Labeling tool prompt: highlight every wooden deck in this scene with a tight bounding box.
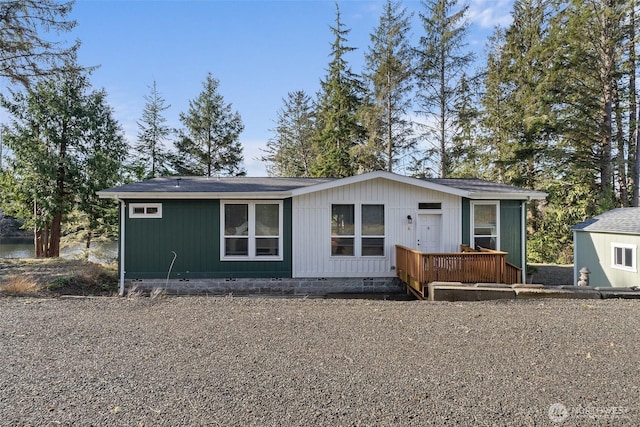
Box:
[395,245,522,300]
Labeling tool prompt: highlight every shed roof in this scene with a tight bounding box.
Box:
[98,171,546,201]
[572,208,640,235]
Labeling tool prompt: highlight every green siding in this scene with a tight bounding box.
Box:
[500,200,523,267]
[124,199,292,279]
[462,198,525,268]
[461,198,470,246]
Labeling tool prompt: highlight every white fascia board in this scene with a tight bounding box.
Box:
[290,170,470,198]
[468,191,548,200]
[97,191,293,200]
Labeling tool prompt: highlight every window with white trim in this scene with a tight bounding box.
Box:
[221,201,282,260]
[611,243,636,272]
[471,201,499,250]
[129,203,162,218]
[331,204,385,257]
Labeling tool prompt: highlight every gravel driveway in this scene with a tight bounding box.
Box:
[0,296,637,426]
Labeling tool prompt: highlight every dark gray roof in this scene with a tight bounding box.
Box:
[98,172,546,200]
[100,176,336,194]
[572,208,640,235]
[423,178,541,196]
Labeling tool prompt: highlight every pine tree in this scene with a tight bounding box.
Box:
[134,81,173,179]
[261,91,315,177]
[173,73,245,177]
[415,0,474,178]
[0,57,126,257]
[361,0,415,173]
[311,3,365,178]
[76,89,127,258]
[478,30,511,183]
[449,73,482,177]
[551,0,629,208]
[0,0,78,88]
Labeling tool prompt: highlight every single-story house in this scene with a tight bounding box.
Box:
[572,207,640,287]
[98,171,547,295]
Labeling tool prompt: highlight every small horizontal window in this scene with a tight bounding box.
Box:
[419,202,442,210]
[129,203,162,218]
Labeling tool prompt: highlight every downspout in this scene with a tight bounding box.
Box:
[521,199,528,282]
[116,197,126,296]
[572,229,578,286]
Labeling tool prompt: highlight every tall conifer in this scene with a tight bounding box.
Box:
[361,0,415,173]
[311,3,365,178]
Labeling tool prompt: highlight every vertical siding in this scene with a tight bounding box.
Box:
[125,199,292,279]
[292,178,461,278]
[462,198,525,268]
[500,200,523,267]
[461,198,470,246]
[575,231,640,287]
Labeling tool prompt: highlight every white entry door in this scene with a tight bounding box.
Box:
[416,214,442,253]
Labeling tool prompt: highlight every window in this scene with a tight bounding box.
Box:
[331,204,384,257]
[221,201,282,260]
[611,243,636,272]
[471,202,499,250]
[418,202,442,210]
[129,203,162,218]
[331,205,354,256]
[362,204,384,256]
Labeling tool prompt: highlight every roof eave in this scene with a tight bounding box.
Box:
[97,191,293,200]
[468,192,548,200]
[290,171,470,198]
[572,228,640,235]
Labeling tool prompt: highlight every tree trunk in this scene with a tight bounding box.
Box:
[439,55,447,178]
[613,80,628,205]
[629,0,639,206]
[84,229,92,261]
[599,4,614,205]
[49,212,62,257]
[386,72,393,172]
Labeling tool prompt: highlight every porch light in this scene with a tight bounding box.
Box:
[407,215,413,224]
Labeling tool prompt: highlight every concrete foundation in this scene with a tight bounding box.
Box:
[425,282,640,302]
[125,277,404,297]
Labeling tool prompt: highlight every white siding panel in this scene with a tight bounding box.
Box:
[292,178,462,278]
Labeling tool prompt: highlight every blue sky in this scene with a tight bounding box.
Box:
[52,0,514,176]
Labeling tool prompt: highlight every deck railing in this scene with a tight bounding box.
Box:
[395,245,522,298]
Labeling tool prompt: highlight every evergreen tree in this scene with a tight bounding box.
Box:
[494,0,557,189]
[134,81,172,179]
[415,0,474,178]
[173,73,245,177]
[0,0,78,88]
[361,0,415,173]
[311,3,365,178]
[449,72,482,177]
[75,89,127,258]
[550,0,629,208]
[478,30,512,183]
[261,91,315,177]
[0,58,126,257]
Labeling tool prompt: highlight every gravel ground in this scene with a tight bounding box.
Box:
[0,296,638,426]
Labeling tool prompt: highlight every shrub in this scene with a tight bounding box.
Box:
[1,276,40,296]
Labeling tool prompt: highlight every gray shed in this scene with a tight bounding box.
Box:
[572,208,640,287]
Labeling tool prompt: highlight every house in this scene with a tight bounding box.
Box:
[572,207,640,287]
[98,171,546,296]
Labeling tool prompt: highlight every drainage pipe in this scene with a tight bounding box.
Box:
[117,197,126,296]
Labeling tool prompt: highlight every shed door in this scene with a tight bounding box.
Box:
[417,214,442,253]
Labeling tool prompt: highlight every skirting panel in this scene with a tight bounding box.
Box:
[125,277,404,296]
